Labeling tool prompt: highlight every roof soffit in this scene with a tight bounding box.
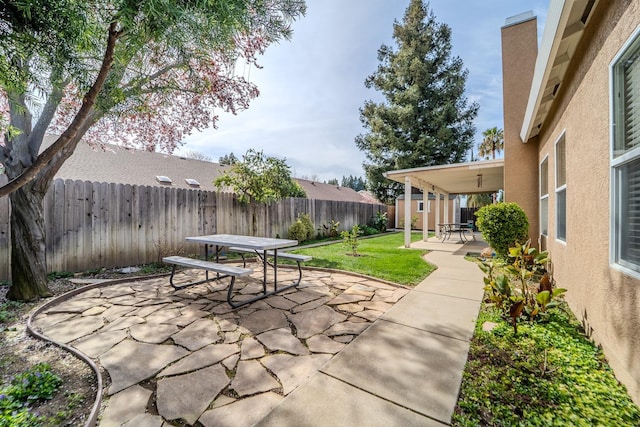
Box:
[520,0,600,142]
[384,159,504,195]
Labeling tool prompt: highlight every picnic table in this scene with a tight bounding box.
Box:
[163,234,310,308]
[438,223,473,243]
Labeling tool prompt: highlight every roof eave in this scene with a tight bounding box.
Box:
[520,0,573,143]
[520,0,599,143]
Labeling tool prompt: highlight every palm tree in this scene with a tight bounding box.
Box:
[466,193,493,208]
[478,127,504,160]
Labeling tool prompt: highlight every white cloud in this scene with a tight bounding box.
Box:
[182,0,551,181]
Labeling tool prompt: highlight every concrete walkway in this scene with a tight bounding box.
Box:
[257,236,487,426]
[31,235,487,426]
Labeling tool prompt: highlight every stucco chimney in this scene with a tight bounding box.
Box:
[501,11,540,244]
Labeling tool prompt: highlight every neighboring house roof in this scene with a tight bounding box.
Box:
[295,179,371,203]
[53,137,228,192]
[46,136,375,203]
[520,0,599,141]
[358,190,381,204]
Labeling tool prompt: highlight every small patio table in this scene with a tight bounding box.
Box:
[186,234,299,307]
[438,223,472,243]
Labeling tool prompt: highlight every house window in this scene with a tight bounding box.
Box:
[417,201,424,212]
[555,135,566,242]
[540,157,549,236]
[612,29,640,274]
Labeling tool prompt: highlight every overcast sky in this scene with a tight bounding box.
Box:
[180,0,550,182]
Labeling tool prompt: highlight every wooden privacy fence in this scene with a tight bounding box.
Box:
[0,178,387,281]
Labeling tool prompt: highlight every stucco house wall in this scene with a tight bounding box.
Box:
[502,15,540,244]
[502,0,640,404]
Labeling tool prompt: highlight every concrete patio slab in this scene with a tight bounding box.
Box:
[255,373,447,427]
[428,267,484,282]
[415,276,485,301]
[320,320,470,424]
[381,291,480,341]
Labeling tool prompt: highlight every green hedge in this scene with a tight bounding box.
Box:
[475,202,528,257]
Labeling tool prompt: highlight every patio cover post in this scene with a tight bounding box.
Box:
[422,189,429,241]
[444,192,450,224]
[404,176,412,248]
[435,190,441,238]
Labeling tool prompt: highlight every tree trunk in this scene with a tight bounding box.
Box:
[6,181,51,301]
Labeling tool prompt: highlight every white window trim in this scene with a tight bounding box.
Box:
[540,155,549,237]
[609,24,640,280]
[417,201,424,212]
[555,131,567,243]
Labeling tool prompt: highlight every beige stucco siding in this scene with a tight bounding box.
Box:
[395,198,454,230]
[528,1,640,403]
[502,17,540,243]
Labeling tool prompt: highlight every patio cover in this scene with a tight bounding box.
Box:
[384,159,504,246]
[384,159,504,195]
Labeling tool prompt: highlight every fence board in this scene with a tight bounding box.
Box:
[98,182,110,269]
[50,179,66,272]
[0,179,388,280]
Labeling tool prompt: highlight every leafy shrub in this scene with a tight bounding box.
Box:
[358,225,379,236]
[322,219,340,238]
[368,211,388,232]
[288,214,315,243]
[475,202,528,257]
[341,225,361,256]
[399,215,419,230]
[479,240,566,334]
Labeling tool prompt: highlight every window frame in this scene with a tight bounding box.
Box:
[540,155,549,237]
[417,201,424,212]
[555,132,567,243]
[610,25,640,279]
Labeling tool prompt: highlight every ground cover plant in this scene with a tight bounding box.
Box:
[455,244,640,426]
[453,303,640,426]
[290,231,433,285]
[0,363,62,426]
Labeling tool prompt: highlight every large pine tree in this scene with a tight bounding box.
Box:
[356,0,478,203]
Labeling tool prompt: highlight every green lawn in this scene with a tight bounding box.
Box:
[290,232,434,285]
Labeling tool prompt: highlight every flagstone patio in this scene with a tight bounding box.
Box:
[30,266,410,426]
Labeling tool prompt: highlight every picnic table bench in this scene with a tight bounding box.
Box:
[229,246,312,287]
[162,255,252,292]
